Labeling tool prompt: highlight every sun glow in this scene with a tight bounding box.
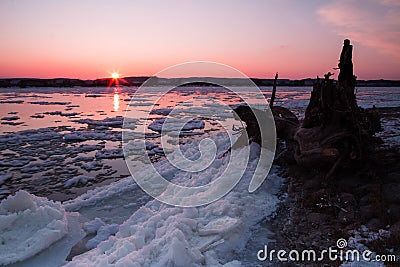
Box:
[111,72,120,79]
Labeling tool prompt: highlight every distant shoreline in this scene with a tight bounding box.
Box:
[0,77,399,88]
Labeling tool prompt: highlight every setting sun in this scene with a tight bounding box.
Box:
[111,72,120,79]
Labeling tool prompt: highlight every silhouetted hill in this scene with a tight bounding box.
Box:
[0,77,399,88]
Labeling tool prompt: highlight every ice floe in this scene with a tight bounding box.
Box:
[75,117,124,128]
[64,175,95,188]
[150,108,173,116]
[30,114,45,119]
[64,131,121,141]
[29,101,71,105]
[1,121,23,126]
[44,111,80,117]
[1,116,20,121]
[95,148,124,159]
[0,99,24,104]
[148,118,205,132]
[124,140,158,155]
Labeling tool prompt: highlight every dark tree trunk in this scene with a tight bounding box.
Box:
[294,40,381,177]
[270,72,278,108]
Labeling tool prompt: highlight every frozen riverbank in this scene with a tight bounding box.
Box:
[1,133,284,266]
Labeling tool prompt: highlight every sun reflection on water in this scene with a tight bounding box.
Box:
[113,88,120,112]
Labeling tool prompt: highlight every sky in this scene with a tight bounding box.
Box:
[0,0,399,80]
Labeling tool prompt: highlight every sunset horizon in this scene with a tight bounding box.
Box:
[1,0,399,80]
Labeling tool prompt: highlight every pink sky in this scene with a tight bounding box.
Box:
[0,0,399,80]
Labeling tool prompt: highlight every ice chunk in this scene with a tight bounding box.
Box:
[124,140,158,155]
[0,121,23,126]
[198,216,241,236]
[30,114,45,119]
[0,100,24,104]
[64,131,121,141]
[150,108,173,116]
[29,101,71,105]
[0,190,68,265]
[95,148,124,159]
[83,218,105,234]
[75,116,124,128]
[81,161,103,171]
[1,116,20,121]
[64,175,95,188]
[85,223,119,249]
[44,111,80,117]
[149,118,205,132]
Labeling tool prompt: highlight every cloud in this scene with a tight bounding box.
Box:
[317,0,400,57]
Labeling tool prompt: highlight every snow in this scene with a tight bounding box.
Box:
[82,218,121,250]
[63,176,140,212]
[85,223,119,249]
[376,117,400,147]
[64,175,95,188]
[9,212,84,267]
[340,226,390,266]
[64,134,282,266]
[0,191,69,265]
[83,217,105,234]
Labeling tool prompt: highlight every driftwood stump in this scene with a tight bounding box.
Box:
[294,39,381,177]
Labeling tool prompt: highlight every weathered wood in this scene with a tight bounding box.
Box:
[270,72,278,108]
[293,39,381,176]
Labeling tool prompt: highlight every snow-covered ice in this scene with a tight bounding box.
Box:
[0,191,69,265]
[64,175,95,188]
[64,134,282,266]
[340,226,390,266]
[95,148,124,159]
[84,219,119,249]
[75,117,124,128]
[64,130,121,141]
